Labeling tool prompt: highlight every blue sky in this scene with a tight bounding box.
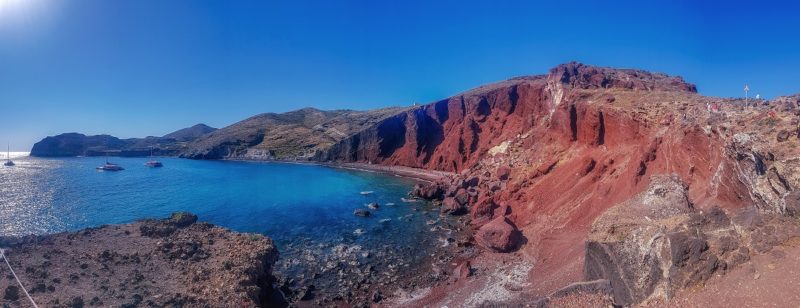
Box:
[1,0,799,151]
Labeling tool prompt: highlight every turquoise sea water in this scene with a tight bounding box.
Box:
[0,156,463,299]
[0,156,432,241]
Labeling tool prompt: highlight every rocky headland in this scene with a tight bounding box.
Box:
[29,124,218,157]
[0,213,280,307]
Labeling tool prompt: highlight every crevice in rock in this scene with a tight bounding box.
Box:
[597,111,605,145]
[569,104,578,141]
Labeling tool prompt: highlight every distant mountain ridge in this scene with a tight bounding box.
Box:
[163,124,217,141]
[29,106,408,158]
[179,107,408,159]
[30,123,219,157]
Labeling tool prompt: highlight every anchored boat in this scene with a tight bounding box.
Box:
[144,148,163,167]
[97,158,124,171]
[3,144,14,166]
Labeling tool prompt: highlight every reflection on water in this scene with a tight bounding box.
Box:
[1,152,29,160]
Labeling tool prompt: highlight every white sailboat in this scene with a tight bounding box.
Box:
[96,152,124,171]
[144,147,163,167]
[3,144,14,166]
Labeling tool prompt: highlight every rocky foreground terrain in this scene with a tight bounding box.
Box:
[0,213,279,307]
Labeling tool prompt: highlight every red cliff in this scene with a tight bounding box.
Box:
[321,62,800,306]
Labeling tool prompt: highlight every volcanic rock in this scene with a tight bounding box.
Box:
[412,183,444,200]
[475,216,521,253]
[441,197,466,215]
[0,213,279,307]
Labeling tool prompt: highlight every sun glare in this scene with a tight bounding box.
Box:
[0,0,25,15]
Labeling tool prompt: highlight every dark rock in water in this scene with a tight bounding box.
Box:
[354,209,371,217]
[475,216,521,252]
[367,202,380,210]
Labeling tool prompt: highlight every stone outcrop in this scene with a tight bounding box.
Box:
[584,175,800,305]
[359,63,800,306]
[475,216,522,253]
[0,213,280,307]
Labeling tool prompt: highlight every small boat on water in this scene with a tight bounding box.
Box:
[3,144,14,166]
[360,191,374,195]
[144,148,163,167]
[144,160,163,167]
[96,158,124,171]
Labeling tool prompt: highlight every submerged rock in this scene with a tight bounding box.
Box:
[354,209,371,217]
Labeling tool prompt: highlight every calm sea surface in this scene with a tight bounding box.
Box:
[0,155,462,296]
[0,156,440,244]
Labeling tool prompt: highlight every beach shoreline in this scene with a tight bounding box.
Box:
[220,157,454,183]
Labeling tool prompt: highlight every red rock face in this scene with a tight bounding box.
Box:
[475,216,521,253]
[321,62,757,296]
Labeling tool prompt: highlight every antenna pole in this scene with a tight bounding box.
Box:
[744,84,750,110]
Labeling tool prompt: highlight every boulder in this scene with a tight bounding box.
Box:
[463,176,480,188]
[784,190,800,217]
[140,212,199,238]
[777,130,790,142]
[412,183,444,200]
[496,166,511,181]
[170,212,198,227]
[453,260,473,278]
[475,216,521,252]
[4,285,19,301]
[454,188,470,206]
[470,196,498,226]
[441,197,466,215]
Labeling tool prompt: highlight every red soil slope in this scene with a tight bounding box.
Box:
[321,62,798,305]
